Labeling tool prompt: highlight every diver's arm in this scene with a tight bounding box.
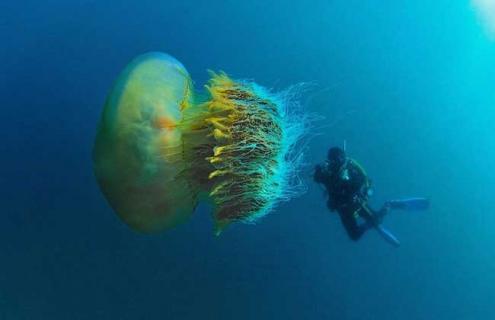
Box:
[313,165,321,183]
[315,164,336,211]
[313,163,326,184]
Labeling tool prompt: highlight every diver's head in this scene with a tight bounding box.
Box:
[327,147,346,169]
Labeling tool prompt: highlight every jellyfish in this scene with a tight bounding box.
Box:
[93,52,306,235]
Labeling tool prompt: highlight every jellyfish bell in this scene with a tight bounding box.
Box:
[93,52,197,233]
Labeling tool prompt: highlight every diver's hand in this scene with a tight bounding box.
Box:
[314,164,324,183]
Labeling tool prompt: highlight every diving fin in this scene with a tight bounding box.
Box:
[387,198,430,211]
[375,224,401,248]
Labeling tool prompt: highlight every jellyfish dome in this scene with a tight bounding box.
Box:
[93,52,307,234]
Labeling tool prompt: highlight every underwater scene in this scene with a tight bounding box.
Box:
[1,1,495,319]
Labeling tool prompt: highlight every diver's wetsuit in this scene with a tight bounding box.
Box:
[314,159,380,240]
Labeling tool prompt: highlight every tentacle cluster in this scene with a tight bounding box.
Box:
[199,74,290,233]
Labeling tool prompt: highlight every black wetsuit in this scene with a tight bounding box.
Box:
[314,159,378,240]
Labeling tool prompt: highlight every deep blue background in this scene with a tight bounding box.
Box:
[1,1,494,319]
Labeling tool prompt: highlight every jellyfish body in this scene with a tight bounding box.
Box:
[93,52,197,233]
[94,52,306,234]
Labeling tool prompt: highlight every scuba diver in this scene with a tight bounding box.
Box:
[314,146,429,247]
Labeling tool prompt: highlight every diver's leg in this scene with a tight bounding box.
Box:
[362,204,401,247]
[375,203,391,221]
[339,211,368,241]
[359,204,383,225]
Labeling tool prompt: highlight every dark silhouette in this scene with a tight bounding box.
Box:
[314,146,430,247]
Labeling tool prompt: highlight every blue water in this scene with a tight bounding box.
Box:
[2,1,494,319]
